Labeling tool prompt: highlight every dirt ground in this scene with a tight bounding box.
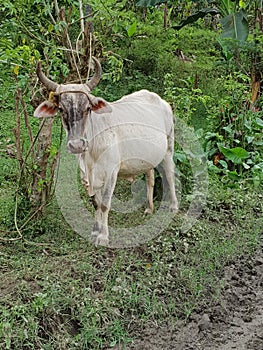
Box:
[126,241,263,350]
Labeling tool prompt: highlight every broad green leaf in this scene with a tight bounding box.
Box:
[246,136,254,144]
[219,160,228,169]
[255,118,263,127]
[221,9,249,41]
[228,171,242,181]
[223,125,233,134]
[205,132,223,141]
[172,8,220,31]
[208,162,223,173]
[173,152,187,163]
[127,21,137,37]
[217,37,235,61]
[219,145,250,164]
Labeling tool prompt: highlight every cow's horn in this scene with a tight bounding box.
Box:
[86,57,102,90]
[36,61,58,91]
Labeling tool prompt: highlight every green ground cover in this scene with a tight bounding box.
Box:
[0,180,262,349]
[0,3,262,347]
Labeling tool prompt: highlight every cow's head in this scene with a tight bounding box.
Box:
[34,57,112,154]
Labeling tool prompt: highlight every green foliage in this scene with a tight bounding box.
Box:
[217,0,242,17]
[90,0,138,40]
[173,8,220,30]
[0,0,261,195]
[206,74,263,185]
[0,183,262,349]
[101,55,124,84]
[218,146,250,164]
[164,67,263,186]
[0,3,263,348]
[164,74,214,123]
[220,9,249,41]
[127,21,137,37]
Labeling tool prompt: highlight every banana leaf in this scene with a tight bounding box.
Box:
[221,9,248,41]
[172,8,220,31]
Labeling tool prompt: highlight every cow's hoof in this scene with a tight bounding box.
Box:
[169,204,178,212]
[91,230,99,239]
[144,208,153,216]
[95,233,109,247]
[159,203,169,211]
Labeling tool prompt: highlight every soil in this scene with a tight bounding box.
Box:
[125,242,263,350]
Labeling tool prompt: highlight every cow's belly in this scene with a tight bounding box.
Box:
[118,159,154,178]
[118,135,167,176]
[81,128,169,193]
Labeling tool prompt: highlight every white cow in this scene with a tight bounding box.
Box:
[34,58,178,245]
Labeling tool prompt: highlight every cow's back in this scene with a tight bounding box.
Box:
[90,90,174,138]
[86,89,174,185]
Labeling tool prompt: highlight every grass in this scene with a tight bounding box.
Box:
[0,30,262,347]
[0,174,262,349]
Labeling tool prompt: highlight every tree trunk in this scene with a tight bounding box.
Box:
[30,118,54,214]
[164,3,168,29]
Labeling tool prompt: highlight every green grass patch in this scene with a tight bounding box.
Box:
[0,178,262,349]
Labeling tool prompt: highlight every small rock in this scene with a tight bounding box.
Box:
[242,315,252,323]
[254,256,263,266]
[231,273,239,281]
[188,313,199,322]
[198,314,211,331]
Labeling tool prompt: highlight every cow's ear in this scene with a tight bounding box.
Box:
[89,97,112,114]
[34,101,59,118]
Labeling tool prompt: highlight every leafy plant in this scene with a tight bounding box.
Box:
[164,73,214,125]
[220,9,248,41]
[204,72,263,184]
[172,8,220,30]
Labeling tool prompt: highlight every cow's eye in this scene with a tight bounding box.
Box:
[59,107,67,116]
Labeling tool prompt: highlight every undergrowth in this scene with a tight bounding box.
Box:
[0,179,262,349]
[0,13,262,349]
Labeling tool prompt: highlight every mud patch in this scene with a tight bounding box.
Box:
[126,242,263,350]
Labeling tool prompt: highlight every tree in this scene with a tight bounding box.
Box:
[0,0,100,219]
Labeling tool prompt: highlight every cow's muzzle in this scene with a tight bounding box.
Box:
[67,138,88,154]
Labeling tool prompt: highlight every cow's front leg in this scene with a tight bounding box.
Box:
[92,203,109,246]
[91,194,102,239]
[79,156,90,195]
[94,171,118,246]
[95,204,110,247]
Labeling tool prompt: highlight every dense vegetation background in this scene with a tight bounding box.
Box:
[0,1,262,349]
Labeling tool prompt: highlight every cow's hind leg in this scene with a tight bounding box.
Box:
[162,151,178,212]
[144,169,154,215]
